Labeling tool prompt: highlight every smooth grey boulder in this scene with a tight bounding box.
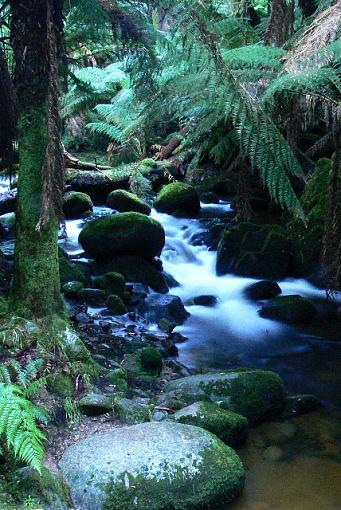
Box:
[139,294,189,325]
[165,369,285,425]
[60,421,245,510]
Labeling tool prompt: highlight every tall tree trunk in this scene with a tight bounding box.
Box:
[10,0,64,318]
[264,0,295,47]
[0,47,16,169]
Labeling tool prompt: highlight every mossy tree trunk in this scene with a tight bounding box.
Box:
[10,0,64,318]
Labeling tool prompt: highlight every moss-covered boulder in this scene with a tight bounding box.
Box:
[62,280,84,298]
[155,181,201,216]
[107,189,151,215]
[96,256,169,293]
[59,252,88,286]
[78,288,107,306]
[165,369,285,425]
[66,169,119,202]
[114,397,153,425]
[63,191,93,218]
[93,271,126,295]
[79,212,165,261]
[173,401,248,447]
[216,223,291,279]
[259,295,317,324]
[140,347,163,374]
[107,294,127,315]
[60,422,245,510]
[123,352,159,389]
[79,392,114,416]
[245,280,282,301]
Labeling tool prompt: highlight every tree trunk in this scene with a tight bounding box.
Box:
[264,0,295,47]
[10,0,64,318]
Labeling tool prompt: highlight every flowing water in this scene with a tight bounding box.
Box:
[5,197,340,509]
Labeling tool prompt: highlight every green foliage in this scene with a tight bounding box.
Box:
[0,360,48,473]
[64,397,82,426]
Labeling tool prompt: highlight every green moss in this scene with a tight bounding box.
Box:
[0,295,8,315]
[107,294,127,315]
[107,190,151,215]
[140,347,163,375]
[96,256,169,293]
[47,373,74,398]
[155,181,200,216]
[59,255,88,286]
[12,107,64,318]
[93,272,126,296]
[62,281,84,298]
[79,212,165,261]
[123,353,159,389]
[63,191,93,218]
[114,397,153,425]
[79,392,115,416]
[106,368,128,392]
[103,440,244,510]
[173,402,248,447]
[259,295,317,324]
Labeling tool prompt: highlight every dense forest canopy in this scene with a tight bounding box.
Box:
[0,1,340,509]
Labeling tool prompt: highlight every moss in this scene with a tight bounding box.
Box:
[123,353,159,389]
[93,272,126,296]
[155,181,200,216]
[79,392,115,416]
[107,190,151,215]
[140,347,163,375]
[11,107,64,318]
[114,397,153,425]
[107,294,127,315]
[102,439,244,510]
[59,255,88,286]
[259,295,317,324]
[0,294,8,315]
[173,402,248,447]
[96,256,169,293]
[47,372,74,398]
[63,191,93,219]
[106,368,128,392]
[79,212,165,261]
[62,281,84,298]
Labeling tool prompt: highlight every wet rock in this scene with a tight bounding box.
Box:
[173,401,248,447]
[63,191,93,218]
[245,280,282,301]
[79,212,165,261]
[62,280,84,299]
[126,282,149,305]
[165,369,286,424]
[78,288,107,306]
[79,392,114,416]
[285,394,321,417]
[97,256,169,293]
[200,191,220,204]
[107,189,151,215]
[75,312,92,324]
[115,397,152,425]
[259,295,317,324]
[192,295,218,307]
[155,181,201,216]
[59,251,88,286]
[60,422,245,510]
[0,190,16,215]
[93,271,126,296]
[216,223,291,279]
[139,294,189,325]
[106,294,127,315]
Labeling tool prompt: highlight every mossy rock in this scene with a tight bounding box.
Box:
[114,397,153,425]
[259,295,317,324]
[63,191,93,218]
[216,223,292,279]
[66,169,119,202]
[62,280,84,298]
[96,256,168,293]
[165,369,286,425]
[155,181,201,216]
[60,422,245,510]
[59,254,88,286]
[79,212,165,261]
[107,190,151,215]
[107,294,127,315]
[140,347,163,375]
[0,316,43,349]
[244,280,282,301]
[123,353,159,389]
[78,288,107,306]
[47,373,74,398]
[173,401,248,447]
[106,368,128,393]
[6,466,70,510]
[79,392,115,416]
[93,272,126,296]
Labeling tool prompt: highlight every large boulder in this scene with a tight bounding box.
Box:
[107,189,151,215]
[173,401,248,447]
[63,191,93,218]
[165,369,285,425]
[95,256,169,293]
[139,294,189,325]
[79,212,165,261]
[216,223,291,279]
[259,295,317,324]
[155,182,200,216]
[244,280,282,301]
[60,422,245,510]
